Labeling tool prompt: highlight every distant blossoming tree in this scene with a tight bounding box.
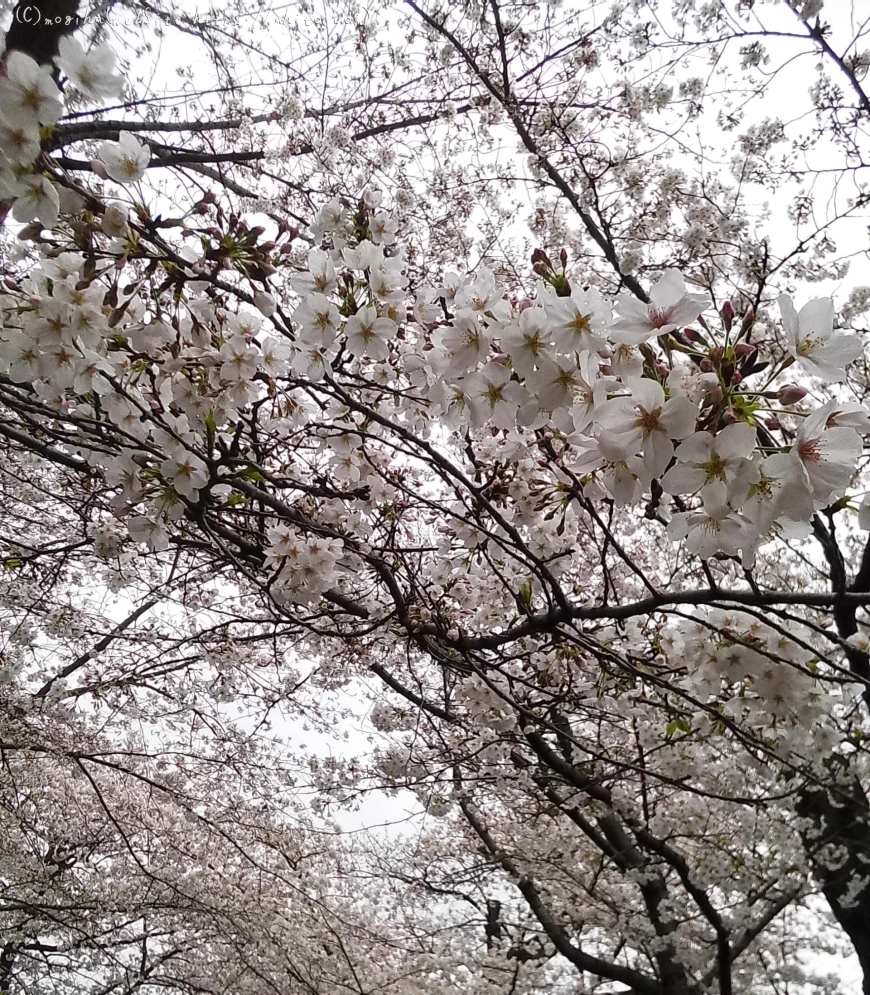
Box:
[3,2,870,995]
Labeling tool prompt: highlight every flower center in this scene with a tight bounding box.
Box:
[484,383,505,407]
[701,452,727,481]
[571,312,592,334]
[648,306,672,329]
[797,335,822,357]
[636,405,661,434]
[798,439,820,463]
[525,332,544,354]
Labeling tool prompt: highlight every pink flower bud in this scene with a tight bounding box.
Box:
[722,410,738,424]
[720,300,735,330]
[777,384,807,405]
[518,298,533,312]
[765,417,784,432]
[734,342,755,358]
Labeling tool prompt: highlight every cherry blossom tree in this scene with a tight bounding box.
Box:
[3,2,870,995]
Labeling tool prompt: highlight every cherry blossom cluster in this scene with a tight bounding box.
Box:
[658,608,835,740]
[1,192,868,599]
[0,38,127,228]
[282,200,869,565]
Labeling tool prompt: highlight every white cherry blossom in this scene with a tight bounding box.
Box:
[98,132,151,183]
[0,51,62,128]
[663,422,759,517]
[0,116,40,165]
[219,335,260,381]
[433,312,489,374]
[160,448,209,498]
[743,453,814,536]
[454,267,511,322]
[293,294,342,347]
[464,363,531,430]
[501,306,553,377]
[55,36,124,102]
[546,285,610,355]
[258,337,291,376]
[127,514,171,551]
[611,270,709,344]
[596,378,697,479]
[253,291,276,317]
[778,294,863,383]
[343,239,384,271]
[792,403,863,505]
[11,174,59,228]
[291,248,338,296]
[370,211,399,245]
[345,306,395,360]
[668,508,757,560]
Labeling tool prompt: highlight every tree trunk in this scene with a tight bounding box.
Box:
[796,759,870,993]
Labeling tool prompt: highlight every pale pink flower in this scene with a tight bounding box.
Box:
[11,174,59,228]
[160,448,209,498]
[433,312,489,374]
[663,422,759,517]
[127,515,170,552]
[792,401,863,505]
[291,248,337,296]
[253,291,276,317]
[0,52,62,128]
[546,285,610,355]
[219,335,260,381]
[454,268,511,322]
[370,211,398,245]
[668,509,756,560]
[345,306,395,361]
[501,306,552,377]
[596,378,698,480]
[611,270,708,344]
[55,36,123,102]
[778,294,863,383]
[98,132,150,183]
[293,294,342,348]
[464,363,530,430]
[0,115,40,165]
